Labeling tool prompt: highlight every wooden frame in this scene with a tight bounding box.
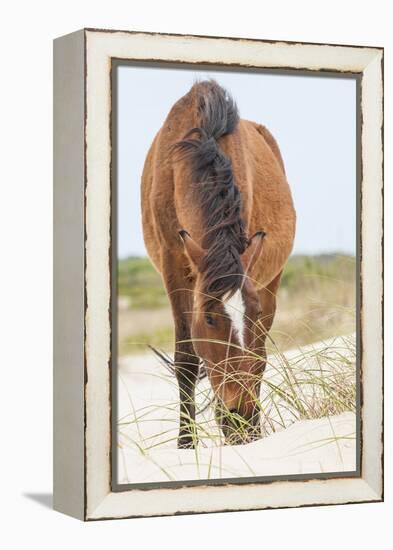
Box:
[53,28,383,521]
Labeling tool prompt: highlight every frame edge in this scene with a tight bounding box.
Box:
[53,28,86,521]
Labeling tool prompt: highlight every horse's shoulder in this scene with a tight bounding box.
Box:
[240,119,286,174]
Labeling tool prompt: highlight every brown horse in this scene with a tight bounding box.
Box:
[141,80,295,448]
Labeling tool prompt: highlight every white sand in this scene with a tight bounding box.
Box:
[117,335,356,484]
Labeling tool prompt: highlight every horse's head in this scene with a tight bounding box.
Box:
[180,230,267,444]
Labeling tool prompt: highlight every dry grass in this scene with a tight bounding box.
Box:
[118,333,356,462]
[117,254,357,479]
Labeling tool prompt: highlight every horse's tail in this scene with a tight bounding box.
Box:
[174,80,247,255]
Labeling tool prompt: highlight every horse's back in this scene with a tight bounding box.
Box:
[141,95,295,286]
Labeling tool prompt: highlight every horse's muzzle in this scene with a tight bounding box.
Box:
[216,406,262,445]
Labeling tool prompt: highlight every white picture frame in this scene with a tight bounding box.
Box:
[53,28,383,520]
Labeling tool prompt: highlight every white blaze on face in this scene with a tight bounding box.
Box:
[223,289,246,349]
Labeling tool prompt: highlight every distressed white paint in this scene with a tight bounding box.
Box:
[223,289,246,349]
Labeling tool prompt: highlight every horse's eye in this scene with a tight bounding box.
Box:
[205,313,215,326]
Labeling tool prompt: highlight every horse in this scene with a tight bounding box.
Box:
[141,80,296,448]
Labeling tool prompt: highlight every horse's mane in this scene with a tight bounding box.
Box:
[174,80,248,308]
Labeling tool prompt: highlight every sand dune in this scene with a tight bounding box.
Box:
[117,335,356,484]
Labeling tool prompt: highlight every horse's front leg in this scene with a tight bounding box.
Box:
[253,271,283,437]
[162,259,199,449]
[174,323,199,448]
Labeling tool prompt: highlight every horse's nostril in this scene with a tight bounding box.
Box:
[228,408,238,415]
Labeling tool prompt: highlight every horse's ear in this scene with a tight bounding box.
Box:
[242,231,266,273]
[179,230,205,271]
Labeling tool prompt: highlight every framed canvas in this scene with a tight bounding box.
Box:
[53,28,384,521]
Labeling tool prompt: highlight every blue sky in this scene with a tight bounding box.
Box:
[116,65,357,258]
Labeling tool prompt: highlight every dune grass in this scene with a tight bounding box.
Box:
[118,330,356,460]
[117,254,356,479]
